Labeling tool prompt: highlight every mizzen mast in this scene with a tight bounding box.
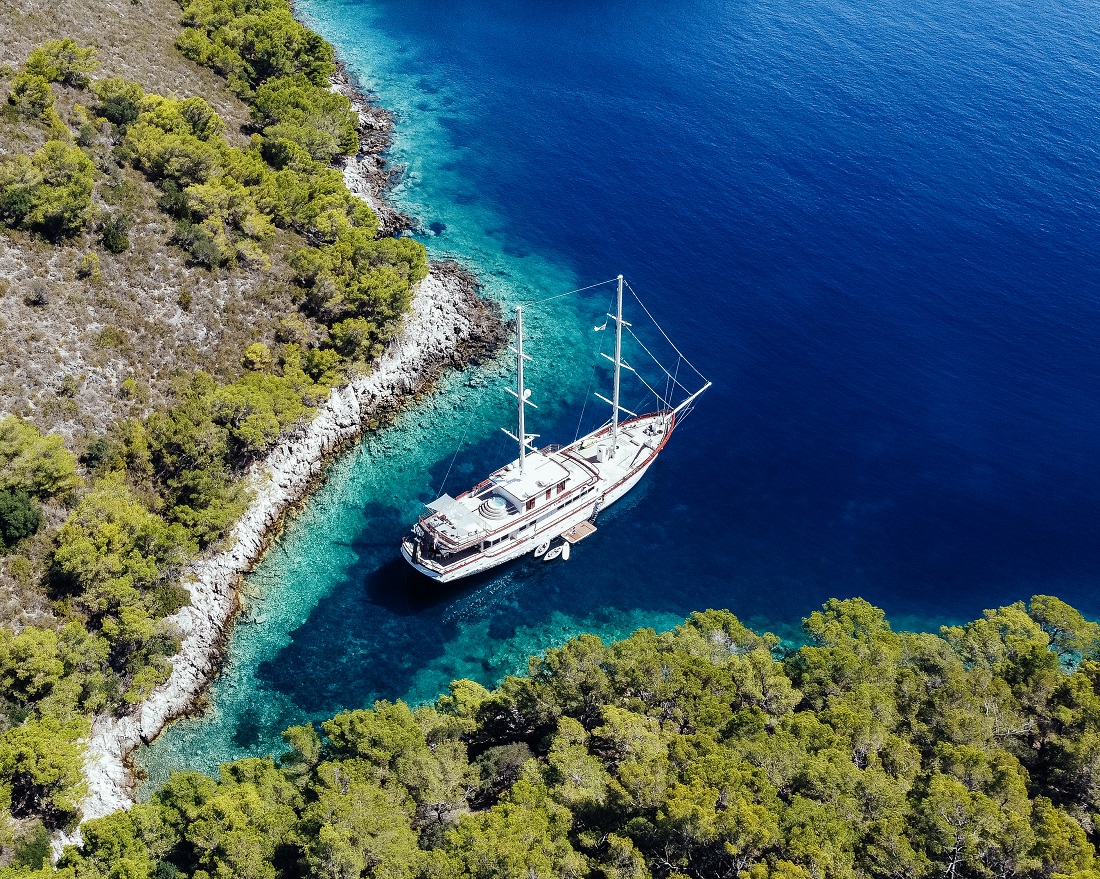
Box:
[503,305,537,473]
[611,273,624,456]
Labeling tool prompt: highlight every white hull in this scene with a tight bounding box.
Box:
[401,413,666,583]
[399,274,709,585]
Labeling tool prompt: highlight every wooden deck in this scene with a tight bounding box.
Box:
[562,520,597,544]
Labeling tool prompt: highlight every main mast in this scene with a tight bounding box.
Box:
[516,305,526,473]
[611,274,624,455]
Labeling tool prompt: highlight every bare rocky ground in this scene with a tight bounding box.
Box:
[0,0,322,629]
[0,71,308,448]
[0,222,309,442]
[0,0,252,138]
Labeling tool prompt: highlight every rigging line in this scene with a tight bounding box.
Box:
[662,355,676,412]
[626,324,693,397]
[633,368,673,410]
[623,279,709,383]
[624,325,696,398]
[573,390,591,444]
[573,289,615,443]
[620,345,674,410]
[523,277,619,306]
[435,406,479,497]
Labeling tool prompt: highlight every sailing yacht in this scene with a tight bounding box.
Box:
[400,275,710,583]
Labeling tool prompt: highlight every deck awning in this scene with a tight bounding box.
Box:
[426,494,484,537]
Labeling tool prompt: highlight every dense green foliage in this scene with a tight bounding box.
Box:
[94,71,424,339]
[175,0,336,96]
[0,416,82,501]
[1,41,100,236]
[98,214,130,254]
[0,14,430,847]
[6,73,55,121]
[24,40,100,89]
[0,490,44,549]
[0,140,96,239]
[52,475,193,703]
[169,0,429,341]
[251,74,359,164]
[136,365,321,544]
[4,598,1100,879]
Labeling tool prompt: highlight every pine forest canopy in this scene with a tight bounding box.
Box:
[3,596,1100,879]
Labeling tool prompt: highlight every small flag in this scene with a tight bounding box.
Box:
[594,322,607,332]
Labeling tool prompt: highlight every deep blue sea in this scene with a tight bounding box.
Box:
[139,0,1100,783]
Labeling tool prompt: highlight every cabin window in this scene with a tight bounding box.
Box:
[557,482,566,494]
[545,489,552,501]
[526,498,535,511]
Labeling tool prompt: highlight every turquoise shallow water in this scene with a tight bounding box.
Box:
[137,9,694,789]
[139,0,1100,788]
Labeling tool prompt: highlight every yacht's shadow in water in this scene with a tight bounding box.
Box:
[365,553,528,616]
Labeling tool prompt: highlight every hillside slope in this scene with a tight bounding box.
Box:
[0,0,501,860]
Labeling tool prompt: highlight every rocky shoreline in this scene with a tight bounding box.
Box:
[332,60,418,237]
[74,73,507,827]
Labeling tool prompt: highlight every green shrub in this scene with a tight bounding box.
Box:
[276,314,309,344]
[100,213,131,253]
[241,342,273,371]
[6,72,54,119]
[0,140,95,238]
[91,77,145,127]
[0,415,81,498]
[172,218,225,267]
[303,347,341,384]
[76,252,102,280]
[250,73,359,162]
[52,475,191,651]
[124,95,225,186]
[329,316,376,359]
[294,231,427,327]
[0,489,44,548]
[0,715,88,828]
[79,436,121,475]
[11,821,50,869]
[93,326,126,351]
[139,366,323,544]
[24,39,99,88]
[57,375,80,399]
[178,0,336,92]
[157,179,190,216]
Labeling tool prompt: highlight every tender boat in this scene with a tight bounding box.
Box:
[400,275,710,583]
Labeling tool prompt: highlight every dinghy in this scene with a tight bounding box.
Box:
[543,545,563,561]
[534,541,550,557]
